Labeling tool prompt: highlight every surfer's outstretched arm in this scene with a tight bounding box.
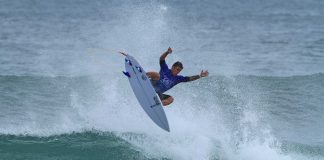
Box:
[160,47,172,62]
[188,70,209,82]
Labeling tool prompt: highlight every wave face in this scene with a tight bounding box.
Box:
[1,0,324,159]
[1,74,323,159]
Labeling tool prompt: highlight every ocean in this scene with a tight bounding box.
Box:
[0,0,323,159]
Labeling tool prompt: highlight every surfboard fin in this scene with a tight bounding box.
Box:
[123,71,131,78]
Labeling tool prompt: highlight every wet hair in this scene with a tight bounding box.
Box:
[172,61,183,69]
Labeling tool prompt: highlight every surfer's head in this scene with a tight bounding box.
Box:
[171,61,183,76]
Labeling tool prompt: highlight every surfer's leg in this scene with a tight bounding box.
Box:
[147,72,160,80]
[160,94,173,106]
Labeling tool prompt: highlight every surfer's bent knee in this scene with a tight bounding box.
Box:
[162,96,174,106]
[147,72,160,80]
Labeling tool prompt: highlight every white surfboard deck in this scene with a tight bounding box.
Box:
[123,54,170,132]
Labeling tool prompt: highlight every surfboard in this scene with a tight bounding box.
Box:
[122,54,170,132]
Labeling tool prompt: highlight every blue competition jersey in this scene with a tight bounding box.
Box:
[153,60,190,93]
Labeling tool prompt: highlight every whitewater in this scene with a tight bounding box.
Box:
[0,0,323,159]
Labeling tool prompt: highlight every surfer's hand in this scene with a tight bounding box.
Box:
[167,47,172,54]
[200,70,209,77]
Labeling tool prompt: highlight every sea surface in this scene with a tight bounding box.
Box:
[0,0,323,159]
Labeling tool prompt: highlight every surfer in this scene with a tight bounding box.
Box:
[147,47,209,106]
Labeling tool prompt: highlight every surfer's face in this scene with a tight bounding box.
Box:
[171,66,182,76]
